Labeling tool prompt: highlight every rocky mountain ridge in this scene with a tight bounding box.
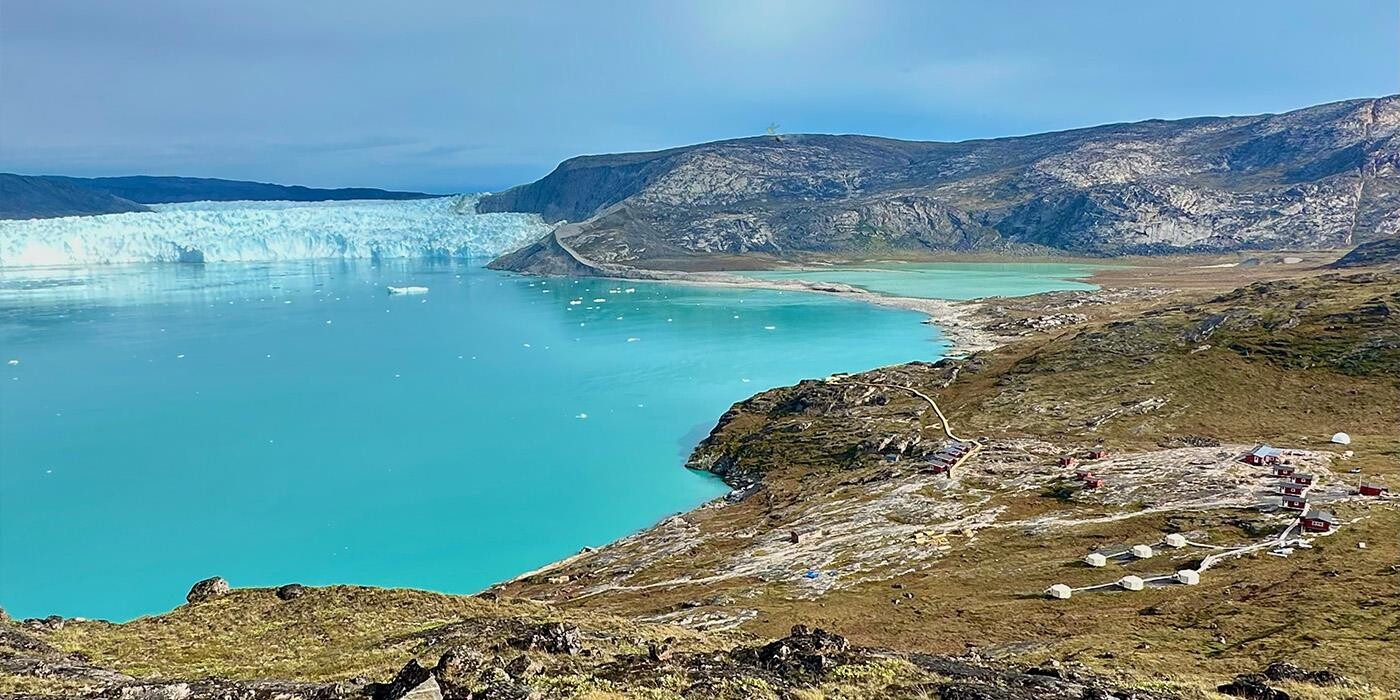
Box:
[484,96,1400,271]
[0,174,436,220]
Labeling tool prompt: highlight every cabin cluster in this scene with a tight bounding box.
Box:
[1046,534,1196,599]
[1243,444,1331,527]
[925,440,979,476]
[1059,446,1110,489]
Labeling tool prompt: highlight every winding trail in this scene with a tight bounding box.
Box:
[844,380,972,443]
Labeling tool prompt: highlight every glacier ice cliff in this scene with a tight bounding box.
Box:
[0,195,555,267]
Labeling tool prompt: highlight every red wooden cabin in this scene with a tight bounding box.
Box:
[1359,483,1387,497]
[1301,511,1338,533]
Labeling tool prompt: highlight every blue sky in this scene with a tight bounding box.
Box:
[1,0,1395,193]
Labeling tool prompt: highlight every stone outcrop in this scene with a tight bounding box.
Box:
[274,583,307,601]
[508,622,582,655]
[184,577,230,604]
[730,625,851,679]
[484,96,1400,272]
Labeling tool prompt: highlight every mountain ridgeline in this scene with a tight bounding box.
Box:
[483,96,1400,271]
[0,174,436,220]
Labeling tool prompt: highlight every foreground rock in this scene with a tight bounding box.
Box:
[184,577,230,604]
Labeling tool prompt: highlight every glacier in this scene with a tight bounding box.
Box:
[0,195,555,267]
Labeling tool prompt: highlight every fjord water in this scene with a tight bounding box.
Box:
[741,262,1101,299]
[0,260,1096,621]
[0,261,939,620]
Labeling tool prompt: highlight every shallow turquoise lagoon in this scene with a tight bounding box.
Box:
[0,260,1093,621]
[740,261,1102,300]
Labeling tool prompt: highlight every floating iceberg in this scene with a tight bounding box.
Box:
[0,195,553,267]
[387,286,430,295]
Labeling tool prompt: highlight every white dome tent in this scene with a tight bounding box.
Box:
[1331,432,1352,445]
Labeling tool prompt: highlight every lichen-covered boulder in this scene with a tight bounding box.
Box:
[184,577,229,604]
[274,583,307,601]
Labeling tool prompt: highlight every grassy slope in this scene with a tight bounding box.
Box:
[506,270,1400,694]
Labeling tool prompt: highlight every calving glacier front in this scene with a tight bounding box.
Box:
[0,196,554,267]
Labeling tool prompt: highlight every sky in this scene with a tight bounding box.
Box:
[1,0,1396,193]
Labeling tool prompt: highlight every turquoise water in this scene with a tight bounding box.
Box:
[740,262,1101,300]
[0,260,1097,621]
[0,261,944,621]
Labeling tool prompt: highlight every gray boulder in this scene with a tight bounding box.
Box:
[185,577,230,604]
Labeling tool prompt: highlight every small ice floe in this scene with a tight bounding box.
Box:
[325,320,333,325]
[523,343,532,348]
[733,315,740,319]
[176,354,185,359]
[741,378,751,383]
[627,337,640,342]
[764,325,776,330]
[666,318,673,322]
[593,298,607,303]
[387,286,430,295]
[608,288,621,294]
[284,300,292,304]
[624,288,636,293]
[575,413,588,419]
[569,299,583,305]
[6,359,17,366]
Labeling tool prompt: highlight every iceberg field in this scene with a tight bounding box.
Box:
[0,195,554,267]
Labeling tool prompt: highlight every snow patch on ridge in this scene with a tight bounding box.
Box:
[0,195,554,267]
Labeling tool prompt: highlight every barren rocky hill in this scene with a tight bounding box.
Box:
[484,96,1400,271]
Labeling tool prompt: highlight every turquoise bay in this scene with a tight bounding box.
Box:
[740,261,1102,300]
[0,260,1093,621]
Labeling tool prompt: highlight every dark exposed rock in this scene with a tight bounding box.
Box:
[274,583,307,601]
[1262,660,1346,686]
[432,647,495,700]
[365,659,434,700]
[504,654,543,678]
[646,640,674,663]
[508,622,582,655]
[23,614,66,632]
[1156,434,1221,448]
[1218,674,1290,700]
[730,625,850,679]
[185,577,230,604]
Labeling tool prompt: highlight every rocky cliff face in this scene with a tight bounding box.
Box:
[483,96,1400,270]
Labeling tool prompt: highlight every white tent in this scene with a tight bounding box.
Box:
[1331,432,1352,445]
